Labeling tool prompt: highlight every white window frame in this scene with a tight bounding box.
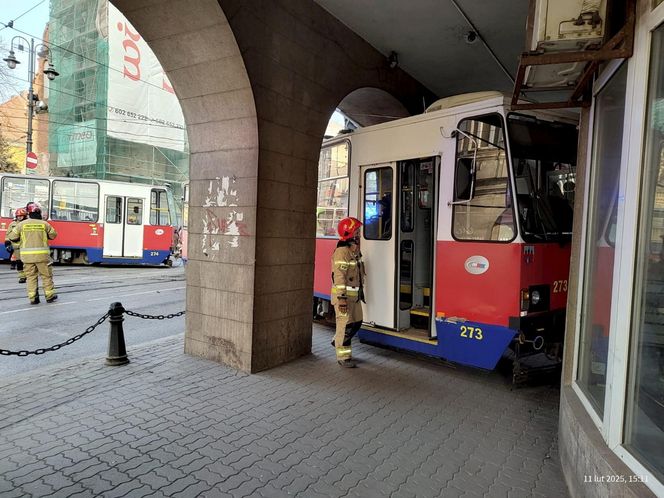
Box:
[572,57,627,430]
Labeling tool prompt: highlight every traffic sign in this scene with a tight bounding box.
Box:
[26,152,38,170]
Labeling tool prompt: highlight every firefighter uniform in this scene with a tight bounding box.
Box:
[7,217,57,304]
[331,242,365,362]
[6,219,26,283]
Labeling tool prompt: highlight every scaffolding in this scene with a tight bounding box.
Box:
[48,0,188,199]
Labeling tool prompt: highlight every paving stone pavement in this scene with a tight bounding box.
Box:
[0,324,569,498]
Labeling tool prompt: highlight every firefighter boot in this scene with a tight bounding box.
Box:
[46,294,58,303]
[338,359,357,368]
[30,296,40,305]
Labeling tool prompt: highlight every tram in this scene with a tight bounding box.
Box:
[0,174,180,265]
[313,92,579,378]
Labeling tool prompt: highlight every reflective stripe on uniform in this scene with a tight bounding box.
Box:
[331,285,359,297]
[334,260,357,267]
[336,345,352,360]
[20,247,50,255]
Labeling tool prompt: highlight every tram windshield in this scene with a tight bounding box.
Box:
[507,114,578,243]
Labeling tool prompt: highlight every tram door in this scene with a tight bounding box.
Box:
[396,158,437,336]
[360,164,396,329]
[103,196,144,258]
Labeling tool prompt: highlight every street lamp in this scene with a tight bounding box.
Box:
[3,36,59,154]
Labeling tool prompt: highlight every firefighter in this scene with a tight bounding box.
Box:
[331,216,366,368]
[7,202,57,304]
[6,208,28,283]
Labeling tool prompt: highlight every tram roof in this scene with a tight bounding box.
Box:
[0,173,172,190]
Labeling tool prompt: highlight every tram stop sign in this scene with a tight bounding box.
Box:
[25,152,38,174]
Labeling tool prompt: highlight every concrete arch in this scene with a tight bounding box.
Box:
[113,0,434,372]
[337,87,412,127]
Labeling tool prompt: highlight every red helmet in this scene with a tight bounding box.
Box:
[27,202,41,214]
[337,217,362,241]
[15,208,27,218]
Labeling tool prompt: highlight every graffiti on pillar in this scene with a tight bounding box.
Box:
[201,176,248,255]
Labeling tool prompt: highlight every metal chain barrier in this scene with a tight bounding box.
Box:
[124,310,185,320]
[0,312,110,357]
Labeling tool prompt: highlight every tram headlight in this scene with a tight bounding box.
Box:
[520,285,550,313]
[531,290,541,305]
[520,288,530,312]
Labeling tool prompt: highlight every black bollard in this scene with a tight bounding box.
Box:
[106,302,129,366]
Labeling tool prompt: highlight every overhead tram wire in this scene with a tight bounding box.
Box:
[2,72,187,132]
[0,118,188,147]
[0,0,47,33]
[448,0,515,86]
[1,22,175,96]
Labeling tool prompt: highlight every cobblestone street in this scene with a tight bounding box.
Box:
[0,324,567,497]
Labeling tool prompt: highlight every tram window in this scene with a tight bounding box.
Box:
[127,198,143,225]
[400,162,415,232]
[106,197,122,224]
[182,184,189,229]
[417,160,434,209]
[400,240,414,310]
[364,167,393,240]
[51,181,99,222]
[452,114,515,242]
[317,142,350,237]
[151,190,170,225]
[1,177,49,218]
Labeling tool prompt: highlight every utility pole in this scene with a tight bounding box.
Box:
[3,36,60,155]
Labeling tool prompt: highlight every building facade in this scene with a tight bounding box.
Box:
[48,0,188,201]
[561,1,664,496]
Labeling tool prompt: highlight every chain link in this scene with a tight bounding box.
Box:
[124,309,186,320]
[0,313,110,357]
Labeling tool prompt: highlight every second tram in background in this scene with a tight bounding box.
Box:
[314,91,579,380]
[0,174,181,265]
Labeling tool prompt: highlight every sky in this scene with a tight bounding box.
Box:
[0,0,50,98]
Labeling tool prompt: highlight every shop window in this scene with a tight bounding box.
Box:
[452,114,514,242]
[625,24,664,481]
[316,141,350,237]
[577,63,627,418]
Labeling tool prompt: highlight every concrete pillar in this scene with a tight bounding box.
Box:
[114,0,433,372]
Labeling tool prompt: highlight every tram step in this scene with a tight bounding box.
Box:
[410,306,430,329]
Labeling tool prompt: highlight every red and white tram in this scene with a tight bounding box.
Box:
[0,174,180,265]
[314,92,579,377]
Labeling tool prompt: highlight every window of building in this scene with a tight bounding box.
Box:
[452,115,514,242]
[0,177,50,218]
[625,23,664,482]
[363,167,393,240]
[151,189,170,225]
[51,181,99,222]
[317,141,350,237]
[576,63,628,418]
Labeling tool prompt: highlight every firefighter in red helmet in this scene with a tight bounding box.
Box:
[7,202,58,304]
[331,216,366,368]
[5,208,28,283]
